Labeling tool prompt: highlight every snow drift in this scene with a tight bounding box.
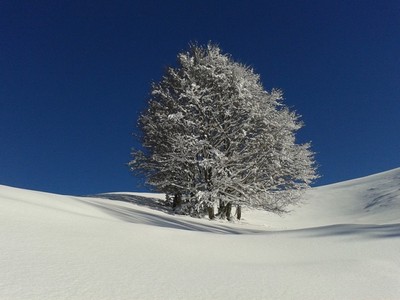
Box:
[1,168,400,299]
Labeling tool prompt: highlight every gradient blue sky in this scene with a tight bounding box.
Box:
[1,0,399,195]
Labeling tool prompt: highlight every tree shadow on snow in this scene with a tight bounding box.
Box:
[82,194,400,237]
[88,193,172,214]
[83,193,262,234]
[295,223,400,239]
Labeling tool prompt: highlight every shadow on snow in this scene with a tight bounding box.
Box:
[292,223,400,239]
[81,193,262,234]
[81,193,400,238]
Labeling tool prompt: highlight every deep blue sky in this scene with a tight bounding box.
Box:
[1,0,399,195]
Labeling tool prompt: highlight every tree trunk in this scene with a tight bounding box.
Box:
[218,199,226,217]
[226,202,232,221]
[173,192,182,209]
[236,205,241,220]
[208,206,215,220]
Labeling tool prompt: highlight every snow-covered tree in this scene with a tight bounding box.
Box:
[130,43,318,219]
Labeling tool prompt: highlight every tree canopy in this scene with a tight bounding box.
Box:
[130,43,318,219]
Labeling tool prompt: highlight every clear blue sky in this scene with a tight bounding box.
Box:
[1,0,399,195]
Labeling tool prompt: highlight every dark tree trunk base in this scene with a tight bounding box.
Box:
[226,202,232,221]
[208,207,215,220]
[218,199,225,216]
[173,193,182,210]
[236,205,241,220]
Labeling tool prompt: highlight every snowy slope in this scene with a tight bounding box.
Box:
[1,168,400,300]
[248,167,400,230]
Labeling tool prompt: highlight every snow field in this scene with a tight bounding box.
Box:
[1,168,400,299]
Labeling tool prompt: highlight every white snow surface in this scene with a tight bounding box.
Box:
[1,168,400,299]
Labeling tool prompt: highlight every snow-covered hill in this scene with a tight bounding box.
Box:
[250,167,400,230]
[1,168,400,299]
